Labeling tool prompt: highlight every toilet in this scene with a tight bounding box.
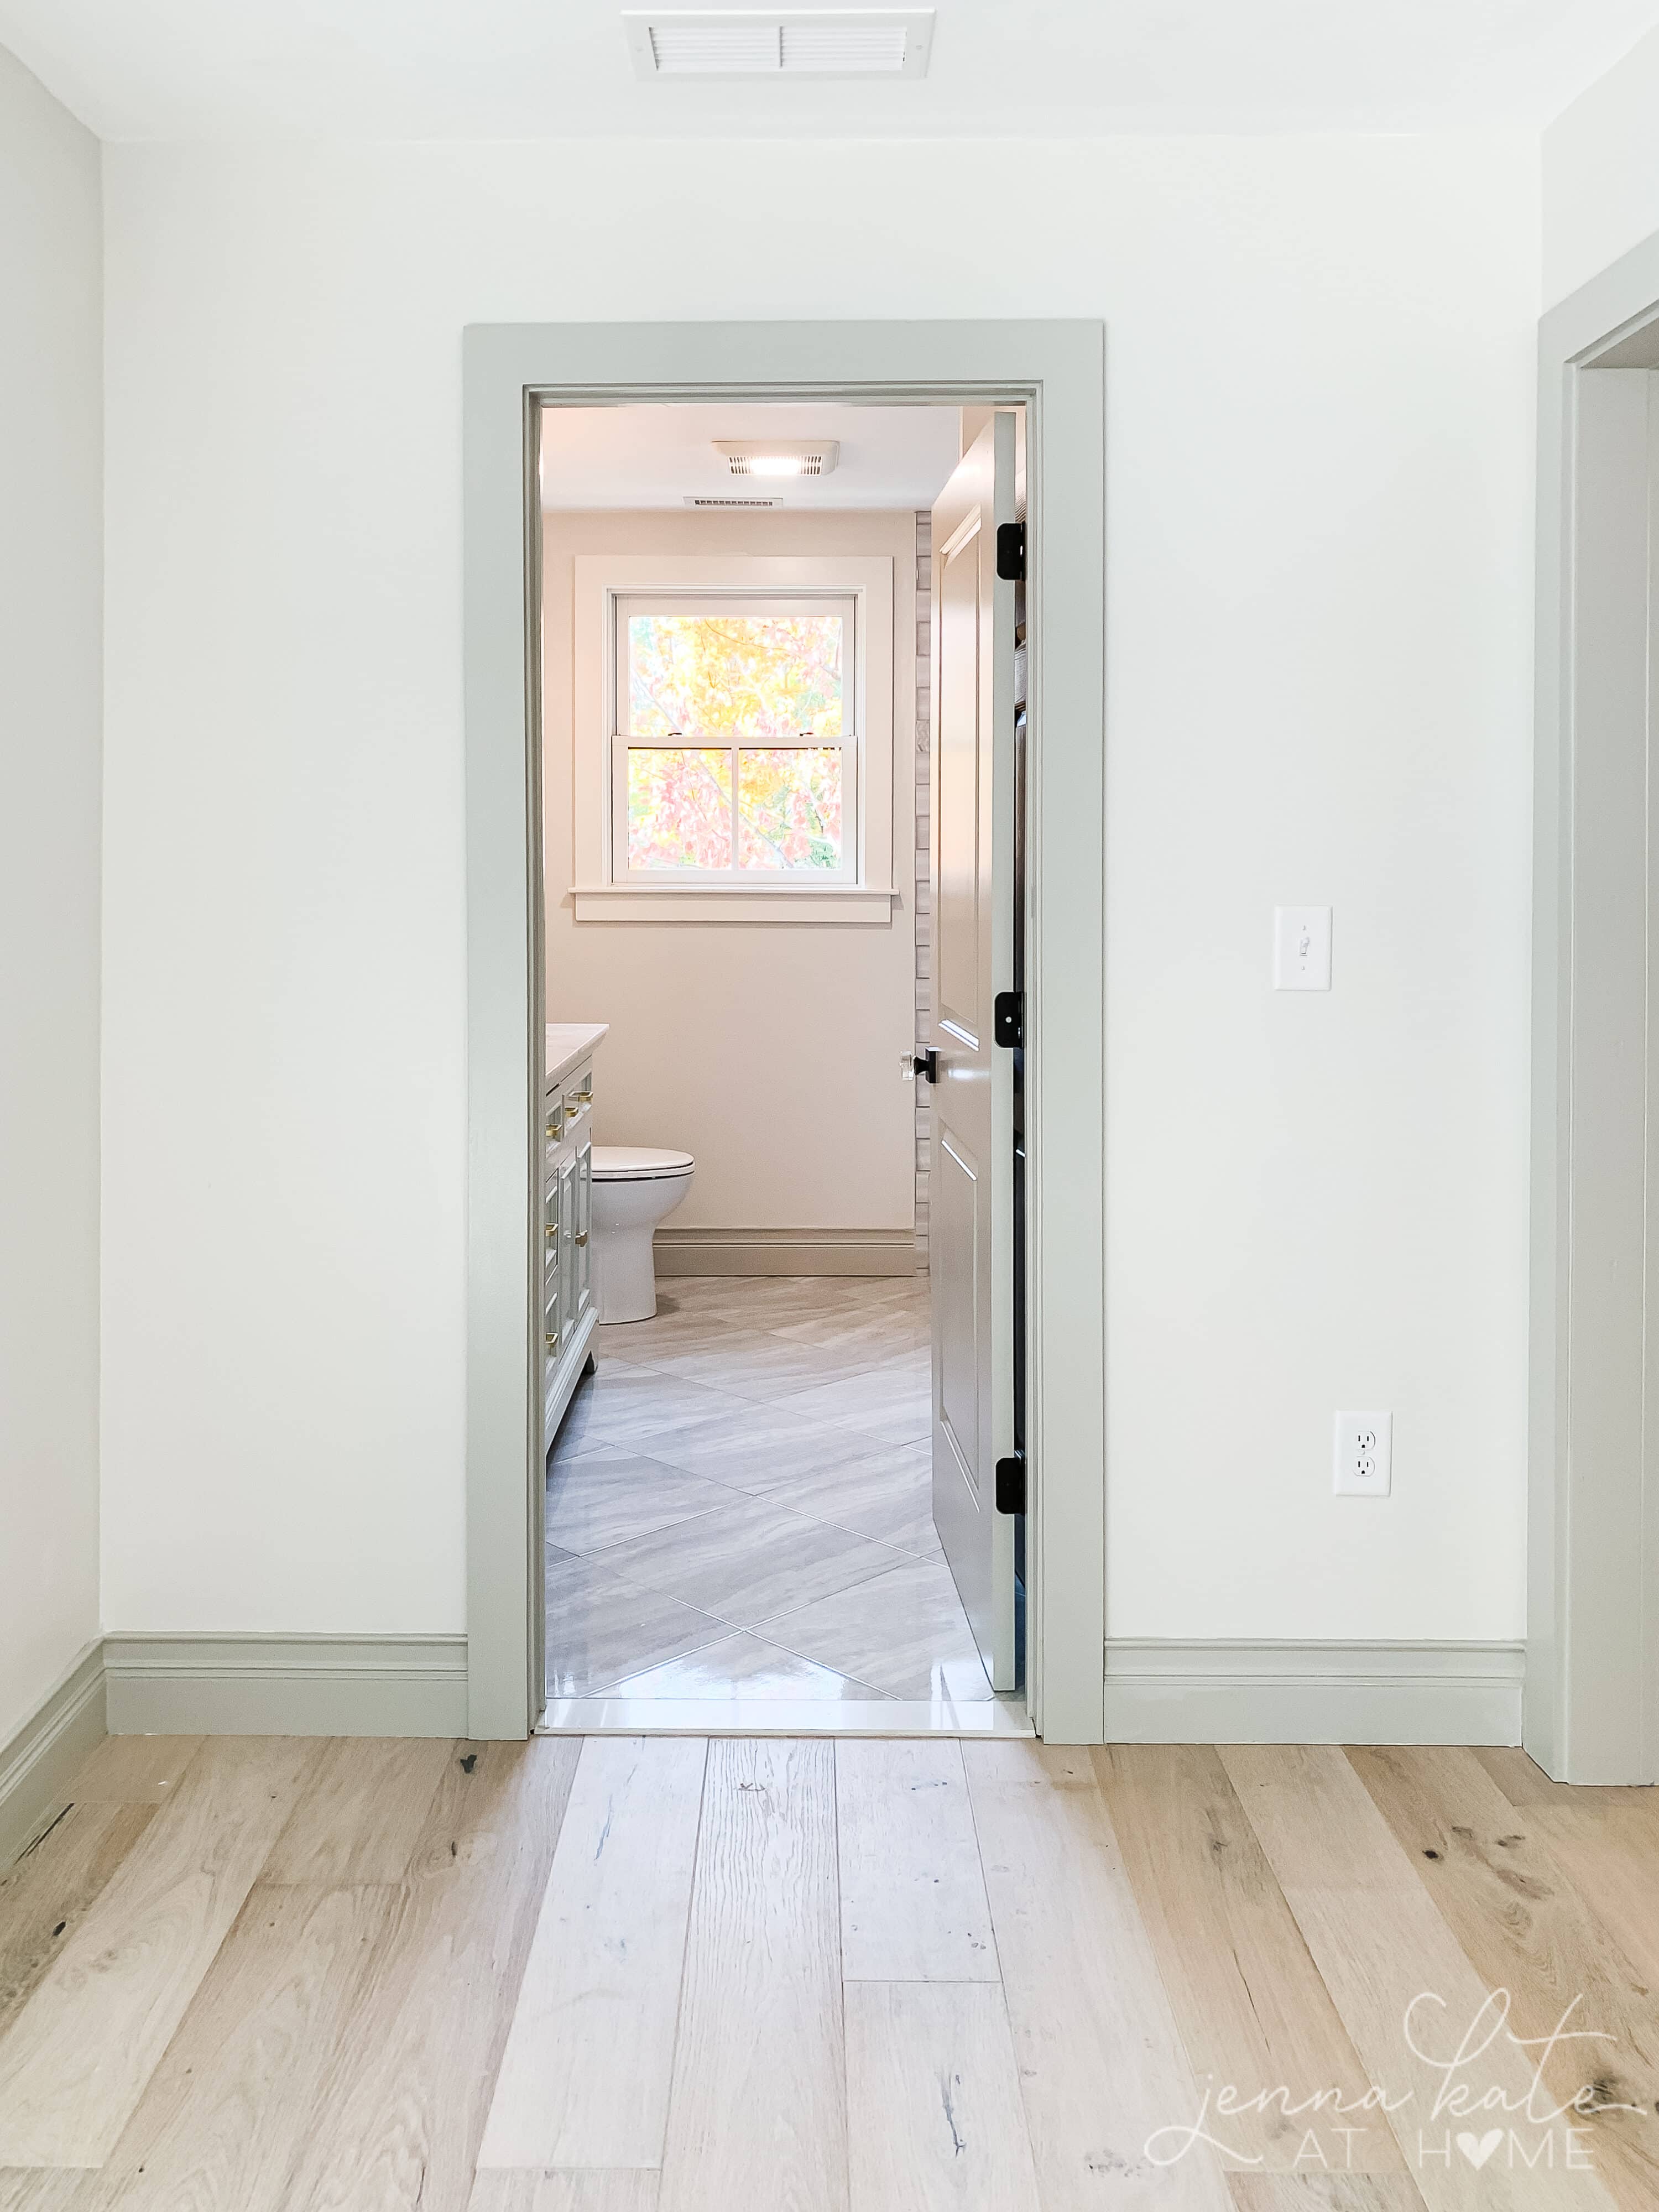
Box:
[588,1146,695,1323]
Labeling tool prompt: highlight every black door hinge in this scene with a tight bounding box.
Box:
[995,521,1026,582]
[995,1452,1026,1515]
[913,1048,939,1084]
[993,991,1023,1049]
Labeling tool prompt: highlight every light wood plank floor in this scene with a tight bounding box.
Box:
[0,1735,1653,2209]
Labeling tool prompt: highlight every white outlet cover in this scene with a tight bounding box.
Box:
[1274,905,1332,990]
[1334,1410,1391,1497]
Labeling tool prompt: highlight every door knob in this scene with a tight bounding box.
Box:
[913,1049,939,1084]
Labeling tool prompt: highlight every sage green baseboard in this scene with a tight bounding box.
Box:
[0,1640,107,1869]
[1104,1638,1525,1745]
[655,1228,919,1277]
[103,1633,469,1738]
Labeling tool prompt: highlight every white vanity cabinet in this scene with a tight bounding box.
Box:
[543,1024,606,1447]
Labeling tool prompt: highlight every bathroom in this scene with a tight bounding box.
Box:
[536,399,1015,1724]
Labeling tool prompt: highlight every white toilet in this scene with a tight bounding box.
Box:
[589,1146,695,1323]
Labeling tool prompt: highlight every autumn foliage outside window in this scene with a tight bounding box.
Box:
[615,599,856,879]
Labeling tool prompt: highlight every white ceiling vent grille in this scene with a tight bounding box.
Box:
[684,494,784,507]
[624,11,934,80]
[715,440,841,477]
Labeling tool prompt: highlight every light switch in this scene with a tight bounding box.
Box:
[1274,906,1332,991]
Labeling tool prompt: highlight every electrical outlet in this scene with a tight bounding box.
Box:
[1334,1411,1391,1497]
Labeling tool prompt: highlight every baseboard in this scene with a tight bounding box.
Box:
[1104,1639,1525,1745]
[103,1633,469,1738]
[0,1640,107,1868]
[655,1228,917,1277]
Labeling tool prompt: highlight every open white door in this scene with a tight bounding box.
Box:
[928,414,1018,1693]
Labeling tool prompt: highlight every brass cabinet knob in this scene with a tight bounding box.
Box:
[545,1331,560,1353]
[574,1230,588,1246]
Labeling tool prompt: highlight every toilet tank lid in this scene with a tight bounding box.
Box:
[591,1145,695,1180]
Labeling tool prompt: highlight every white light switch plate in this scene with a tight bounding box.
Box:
[1274,905,1332,990]
[1334,1410,1391,1497]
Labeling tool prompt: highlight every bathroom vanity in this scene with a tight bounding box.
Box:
[544,1021,606,1447]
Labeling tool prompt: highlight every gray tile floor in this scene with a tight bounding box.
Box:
[544,1274,992,1703]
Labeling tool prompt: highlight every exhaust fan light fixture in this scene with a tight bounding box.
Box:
[714,439,841,478]
[625,11,935,80]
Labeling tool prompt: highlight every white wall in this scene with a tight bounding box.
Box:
[101,132,1538,1642]
[0,47,102,1738]
[1544,25,1659,305]
[545,507,916,1238]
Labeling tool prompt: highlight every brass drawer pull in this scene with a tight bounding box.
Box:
[544,1331,560,1353]
[574,1230,588,1246]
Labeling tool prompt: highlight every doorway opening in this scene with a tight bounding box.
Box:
[533,396,1030,1732]
[462,319,1105,1746]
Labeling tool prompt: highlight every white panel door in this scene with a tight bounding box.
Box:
[929,415,1018,1692]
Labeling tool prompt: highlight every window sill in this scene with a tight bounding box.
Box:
[570,884,899,926]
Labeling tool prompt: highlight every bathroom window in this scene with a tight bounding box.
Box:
[570,552,898,923]
[614,596,858,883]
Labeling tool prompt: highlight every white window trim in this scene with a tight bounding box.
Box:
[571,554,896,923]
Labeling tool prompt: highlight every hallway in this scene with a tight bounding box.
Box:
[1,1730,1653,2207]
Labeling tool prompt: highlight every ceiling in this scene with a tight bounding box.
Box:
[2,0,1657,140]
[540,404,963,511]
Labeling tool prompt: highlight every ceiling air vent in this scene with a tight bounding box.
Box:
[624,11,935,80]
[684,495,784,507]
[714,440,841,477]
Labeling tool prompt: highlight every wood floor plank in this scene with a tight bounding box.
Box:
[273,1738,583,2212]
[478,1736,707,2170]
[468,2173,661,2212]
[0,1801,156,2041]
[1095,1746,1408,2174]
[0,1737,316,2168]
[1348,1747,1659,2211]
[836,1738,998,1982]
[845,1980,1040,2211]
[1228,2180,1426,2210]
[1470,1754,1659,1818]
[657,1739,845,2212]
[260,1737,456,1886]
[1514,1799,1659,1994]
[961,1739,1233,2209]
[64,1735,204,1806]
[1220,1746,1616,2211]
[70,1881,406,2212]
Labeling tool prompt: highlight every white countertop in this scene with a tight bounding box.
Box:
[546,1022,607,1091]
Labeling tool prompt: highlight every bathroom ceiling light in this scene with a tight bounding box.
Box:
[714,440,841,477]
[624,12,935,80]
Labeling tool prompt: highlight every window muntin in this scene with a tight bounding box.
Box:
[612,593,858,884]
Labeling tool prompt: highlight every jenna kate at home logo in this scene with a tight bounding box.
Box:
[1143,1990,1645,2173]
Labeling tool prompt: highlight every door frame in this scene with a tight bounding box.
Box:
[1532,234,1659,1782]
[462,321,1105,1743]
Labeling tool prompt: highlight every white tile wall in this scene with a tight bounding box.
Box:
[914,509,931,1271]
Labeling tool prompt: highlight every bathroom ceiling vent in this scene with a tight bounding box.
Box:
[624,11,935,80]
[684,494,783,507]
[714,440,841,477]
